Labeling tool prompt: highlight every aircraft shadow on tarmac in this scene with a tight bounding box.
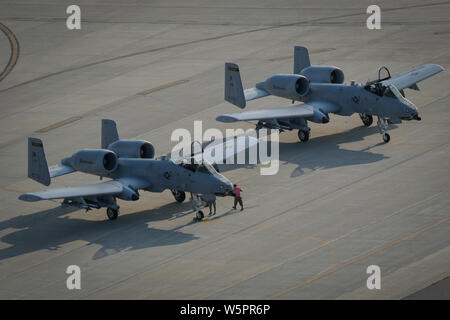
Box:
[217,125,392,176]
[0,201,199,261]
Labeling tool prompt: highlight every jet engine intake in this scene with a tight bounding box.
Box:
[108,140,155,159]
[64,149,118,175]
[264,74,310,99]
[301,66,345,84]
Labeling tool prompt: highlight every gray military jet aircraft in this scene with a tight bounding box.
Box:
[19,119,250,221]
[217,46,444,143]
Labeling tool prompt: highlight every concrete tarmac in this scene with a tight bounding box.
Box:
[0,0,449,299]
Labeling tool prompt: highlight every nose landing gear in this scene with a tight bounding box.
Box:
[377,116,391,143]
[191,193,207,221]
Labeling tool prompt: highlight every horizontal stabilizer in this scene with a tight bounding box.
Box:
[244,87,270,102]
[49,164,76,178]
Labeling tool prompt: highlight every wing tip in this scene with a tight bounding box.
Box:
[216,115,238,123]
[18,193,42,202]
[425,63,445,71]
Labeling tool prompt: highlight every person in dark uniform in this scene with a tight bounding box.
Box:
[232,184,243,211]
[203,193,216,216]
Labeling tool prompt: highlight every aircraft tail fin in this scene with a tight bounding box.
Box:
[294,46,311,74]
[101,119,119,149]
[28,137,51,186]
[225,62,246,109]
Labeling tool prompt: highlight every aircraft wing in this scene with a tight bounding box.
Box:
[216,104,315,123]
[171,135,259,165]
[19,181,123,202]
[381,64,444,91]
[201,134,259,165]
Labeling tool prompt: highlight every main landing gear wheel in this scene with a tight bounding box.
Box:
[383,133,391,143]
[196,210,204,220]
[298,130,310,142]
[106,208,118,220]
[359,113,373,127]
[172,190,186,203]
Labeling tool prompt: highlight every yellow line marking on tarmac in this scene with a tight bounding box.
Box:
[35,116,82,133]
[268,216,450,300]
[0,22,19,82]
[137,79,189,95]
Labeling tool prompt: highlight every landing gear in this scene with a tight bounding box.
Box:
[171,190,186,203]
[196,210,204,220]
[190,193,207,221]
[377,116,390,143]
[359,113,373,127]
[106,208,118,220]
[298,129,310,142]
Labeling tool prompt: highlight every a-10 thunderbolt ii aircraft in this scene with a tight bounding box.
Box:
[19,119,255,221]
[217,46,444,143]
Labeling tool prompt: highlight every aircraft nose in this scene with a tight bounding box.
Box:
[409,105,420,120]
[219,180,233,194]
[402,101,420,120]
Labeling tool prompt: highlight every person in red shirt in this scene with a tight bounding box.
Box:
[232,184,243,211]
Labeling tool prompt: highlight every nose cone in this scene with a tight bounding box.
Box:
[221,180,233,193]
[215,176,233,195]
[401,100,420,121]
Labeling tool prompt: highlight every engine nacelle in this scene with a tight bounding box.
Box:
[263,74,310,99]
[108,140,155,159]
[301,66,344,84]
[64,149,118,175]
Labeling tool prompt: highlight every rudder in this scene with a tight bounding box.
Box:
[294,46,311,74]
[101,119,119,149]
[225,62,246,109]
[28,137,50,186]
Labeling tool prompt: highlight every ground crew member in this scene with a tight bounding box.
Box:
[232,184,243,211]
[203,193,216,216]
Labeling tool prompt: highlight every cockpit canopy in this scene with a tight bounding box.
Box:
[364,66,395,97]
[366,66,391,85]
[384,85,403,100]
[179,158,220,175]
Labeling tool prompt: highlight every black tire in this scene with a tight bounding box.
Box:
[383,133,391,143]
[173,190,186,203]
[107,208,118,220]
[298,130,310,142]
[196,210,204,220]
[360,114,373,127]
